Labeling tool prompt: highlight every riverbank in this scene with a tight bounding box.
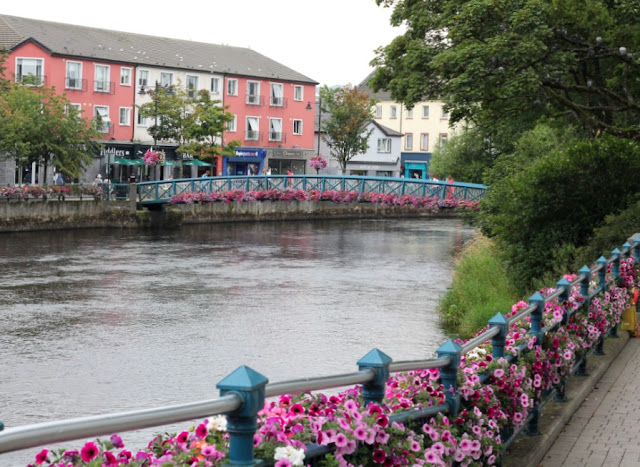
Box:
[0,199,462,232]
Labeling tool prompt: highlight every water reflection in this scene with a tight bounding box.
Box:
[0,218,474,465]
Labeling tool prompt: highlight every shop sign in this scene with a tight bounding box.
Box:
[272,148,304,159]
[100,146,131,157]
[235,149,266,158]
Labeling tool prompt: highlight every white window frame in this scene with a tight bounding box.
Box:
[186,75,199,98]
[160,72,173,87]
[406,108,413,119]
[269,118,283,141]
[15,57,44,85]
[246,116,259,141]
[247,80,261,105]
[390,106,397,119]
[405,133,413,150]
[227,115,237,132]
[294,85,303,101]
[94,106,110,133]
[210,77,221,94]
[94,64,110,92]
[293,119,303,135]
[66,103,82,114]
[441,107,449,119]
[270,83,284,107]
[227,78,238,96]
[422,105,430,118]
[120,67,132,86]
[377,138,391,153]
[420,133,429,151]
[375,106,382,118]
[137,109,149,127]
[65,61,82,90]
[119,107,131,126]
[138,69,149,87]
[439,133,448,147]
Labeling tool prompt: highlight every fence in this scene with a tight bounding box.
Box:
[0,235,637,465]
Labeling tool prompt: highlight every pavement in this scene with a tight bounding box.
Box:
[502,327,637,467]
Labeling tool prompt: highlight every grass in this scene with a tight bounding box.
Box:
[438,234,521,339]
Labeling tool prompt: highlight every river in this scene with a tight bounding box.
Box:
[0,217,473,465]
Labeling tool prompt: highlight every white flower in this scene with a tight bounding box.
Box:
[207,415,227,432]
[274,445,305,466]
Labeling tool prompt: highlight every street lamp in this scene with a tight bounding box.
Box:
[306,97,322,156]
[138,81,173,148]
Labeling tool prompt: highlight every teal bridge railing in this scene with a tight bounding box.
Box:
[136,175,488,206]
[0,235,637,465]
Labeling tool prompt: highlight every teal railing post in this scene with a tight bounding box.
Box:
[595,256,608,353]
[217,366,269,466]
[554,278,571,402]
[436,340,462,416]
[633,237,640,263]
[609,248,621,338]
[525,292,544,436]
[488,313,509,359]
[576,265,592,375]
[358,348,392,406]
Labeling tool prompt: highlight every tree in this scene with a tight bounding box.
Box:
[371,0,640,140]
[138,83,190,147]
[319,85,375,173]
[429,127,496,183]
[0,82,99,182]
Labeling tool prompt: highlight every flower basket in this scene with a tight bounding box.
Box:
[143,149,166,166]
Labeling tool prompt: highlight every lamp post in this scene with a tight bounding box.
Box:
[306,97,322,156]
[138,81,173,149]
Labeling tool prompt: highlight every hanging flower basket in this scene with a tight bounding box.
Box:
[309,155,327,174]
[143,149,166,166]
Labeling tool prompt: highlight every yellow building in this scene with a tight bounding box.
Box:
[358,72,461,179]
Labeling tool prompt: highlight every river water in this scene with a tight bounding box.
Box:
[0,218,473,465]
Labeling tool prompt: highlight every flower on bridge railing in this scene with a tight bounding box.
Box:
[143,149,165,166]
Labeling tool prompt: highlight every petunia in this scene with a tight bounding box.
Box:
[80,442,99,462]
[196,423,209,439]
[110,433,124,449]
[334,433,348,447]
[372,448,387,464]
[35,449,48,465]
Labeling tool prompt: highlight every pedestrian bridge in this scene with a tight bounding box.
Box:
[136,174,487,206]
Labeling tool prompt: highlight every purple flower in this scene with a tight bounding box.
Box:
[110,433,124,449]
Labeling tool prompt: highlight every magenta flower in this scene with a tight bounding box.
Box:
[275,460,292,467]
[334,433,348,447]
[372,448,387,464]
[80,442,99,462]
[354,426,368,441]
[196,423,208,439]
[34,448,48,465]
[110,433,124,449]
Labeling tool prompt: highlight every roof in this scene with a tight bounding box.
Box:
[358,70,392,101]
[0,14,317,84]
[368,120,403,137]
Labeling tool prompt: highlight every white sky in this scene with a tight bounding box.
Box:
[2,0,404,87]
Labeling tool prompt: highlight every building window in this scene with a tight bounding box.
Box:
[420,133,429,151]
[441,107,449,119]
[120,67,132,86]
[269,118,283,141]
[375,105,382,118]
[65,61,82,90]
[247,81,260,105]
[94,64,110,92]
[227,115,237,132]
[137,109,149,126]
[377,138,391,153]
[294,85,303,101]
[138,69,149,87]
[160,72,173,87]
[406,108,413,119]
[94,106,110,133]
[187,75,199,98]
[293,119,303,135]
[210,77,220,94]
[227,78,238,96]
[422,105,430,118]
[390,106,397,119]
[16,58,44,85]
[119,107,131,126]
[66,103,82,114]
[405,133,413,150]
[246,116,259,140]
[439,133,448,147]
[270,83,284,106]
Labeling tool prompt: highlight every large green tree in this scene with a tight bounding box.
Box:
[319,85,376,173]
[372,0,640,140]
[0,82,99,181]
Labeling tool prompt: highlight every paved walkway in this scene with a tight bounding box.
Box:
[540,337,640,466]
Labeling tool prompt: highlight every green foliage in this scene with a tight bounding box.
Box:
[430,127,496,183]
[479,134,640,292]
[319,85,376,173]
[372,0,640,140]
[438,235,520,339]
[0,80,99,179]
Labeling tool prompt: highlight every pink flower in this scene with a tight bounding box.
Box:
[196,423,208,439]
[81,442,99,462]
[372,449,387,464]
[275,460,292,467]
[35,449,48,465]
[110,434,124,449]
[334,433,348,447]
[354,426,368,441]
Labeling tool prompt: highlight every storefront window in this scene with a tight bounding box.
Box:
[268,159,306,175]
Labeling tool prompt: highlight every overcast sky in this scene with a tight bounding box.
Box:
[2,0,404,87]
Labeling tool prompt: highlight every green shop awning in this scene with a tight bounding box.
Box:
[114,157,137,166]
[130,158,146,165]
[183,159,212,167]
[163,160,181,166]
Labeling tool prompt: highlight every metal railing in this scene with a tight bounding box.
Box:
[1,236,637,465]
[137,175,488,205]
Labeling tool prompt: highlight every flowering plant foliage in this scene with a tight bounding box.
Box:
[29,256,639,466]
[143,149,165,166]
[309,155,328,172]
